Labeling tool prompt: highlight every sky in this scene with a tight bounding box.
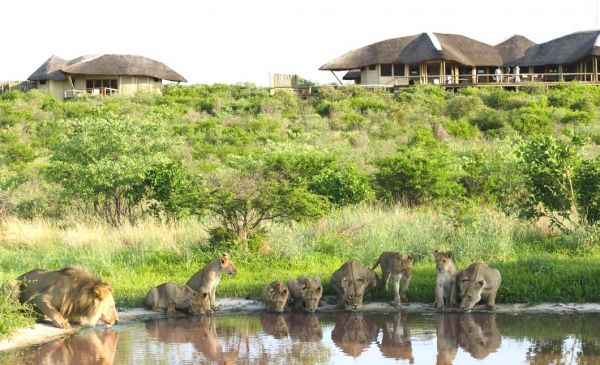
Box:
[1,0,600,86]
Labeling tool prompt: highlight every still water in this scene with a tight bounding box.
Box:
[2,312,600,365]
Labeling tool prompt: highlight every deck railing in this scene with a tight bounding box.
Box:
[383,72,599,87]
[64,87,119,99]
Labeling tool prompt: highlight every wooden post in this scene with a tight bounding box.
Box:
[404,64,409,84]
[440,61,445,85]
[558,65,563,82]
[594,57,598,82]
[471,67,477,84]
[330,71,343,86]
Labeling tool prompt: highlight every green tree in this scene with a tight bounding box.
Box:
[209,168,330,250]
[575,156,600,225]
[45,114,182,225]
[373,139,464,206]
[517,136,581,230]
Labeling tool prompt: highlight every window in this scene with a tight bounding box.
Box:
[369,65,376,70]
[410,66,420,76]
[380,64,392,77]
[39,80,46,85]
[85,79,118,95]
[153,77,161,82]
[393,64,405,76]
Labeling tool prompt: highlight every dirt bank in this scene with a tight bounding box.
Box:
[3,299,600,352]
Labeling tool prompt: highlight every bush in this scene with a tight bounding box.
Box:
[517,136,580,230]
[308,167,372,206]
[445,95,484,120]
[373,140,465,205]
[469,107,507,132]
[44,114,182,225]
[575,156,600,224]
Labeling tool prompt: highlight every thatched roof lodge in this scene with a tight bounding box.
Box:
[28,54,186,100]
[321,31,600,87]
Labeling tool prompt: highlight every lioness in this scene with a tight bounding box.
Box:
[433,250,457,311]
[146,282,212,315]
[16,266,118,329]
[186,253,237,311]
[261,281,290,313]
[330,260,377,310]
[287,276,322,312]
[452,262,501,311]
[372,252,413,306]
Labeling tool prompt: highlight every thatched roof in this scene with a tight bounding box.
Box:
[320,34,419,71]
[28,55,68,81]
[28,54,186,82]
[320,32,503,70]
[322,30,600,71]
[436,33,503,66]
[342,69,361,81]
[495,35,536,66]
[512,31,600,66]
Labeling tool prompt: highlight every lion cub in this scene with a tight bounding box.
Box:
[261,281,290,313]
[372,252,413,306]
[146,283,212,315]
[433,250,457,311]
[287,276,323,312]
[186,253,237,311]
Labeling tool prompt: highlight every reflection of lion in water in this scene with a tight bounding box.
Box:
[20,329,119,365]
[458,314,501,358]
[16,266,118,329]
[435,313,501,364]
[378,314,414,363]
[145,316,237,364]
[331,313,379,357]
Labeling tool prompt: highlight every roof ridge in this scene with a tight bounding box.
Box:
[426,32,443,51]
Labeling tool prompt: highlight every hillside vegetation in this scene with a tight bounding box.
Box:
[2,83,600,336]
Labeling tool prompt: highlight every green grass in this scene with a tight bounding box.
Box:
[1,204,600,338]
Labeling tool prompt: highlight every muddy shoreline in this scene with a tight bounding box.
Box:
[2,298,600,352]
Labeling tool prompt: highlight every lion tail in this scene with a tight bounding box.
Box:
[371,257,381,271]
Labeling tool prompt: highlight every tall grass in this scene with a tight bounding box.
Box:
[0,281,34,338]
[270,205,516,263]
[1,205,599,338]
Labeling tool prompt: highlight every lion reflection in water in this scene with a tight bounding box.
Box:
[378,314,414,363]
[261,312,323,341]
[145,317,237,364]
[436,313,501,365]
[20,330,119,365]
[331,313,379,357]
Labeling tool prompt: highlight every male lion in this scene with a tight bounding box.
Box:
[452,262,501,311]
[16,266,118,329]
[287,276,322,312]
[433,250,457,311]
[261,280,290,313]
[372,252,413,306]
[186,253,237,311]
[330,260,377,310]
[146,282,212,315]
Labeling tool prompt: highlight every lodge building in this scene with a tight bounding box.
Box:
[320,31,600,87]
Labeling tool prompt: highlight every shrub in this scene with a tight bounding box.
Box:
[575,156,600,224]
[373,140,465,205]
[308,167,372,206]
[44,114,181,225]
[445,95,484,120]
[517,136,580,230]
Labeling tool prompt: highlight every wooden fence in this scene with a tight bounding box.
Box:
[0,81,37,94]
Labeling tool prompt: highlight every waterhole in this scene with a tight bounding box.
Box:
[2,312,600,364]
